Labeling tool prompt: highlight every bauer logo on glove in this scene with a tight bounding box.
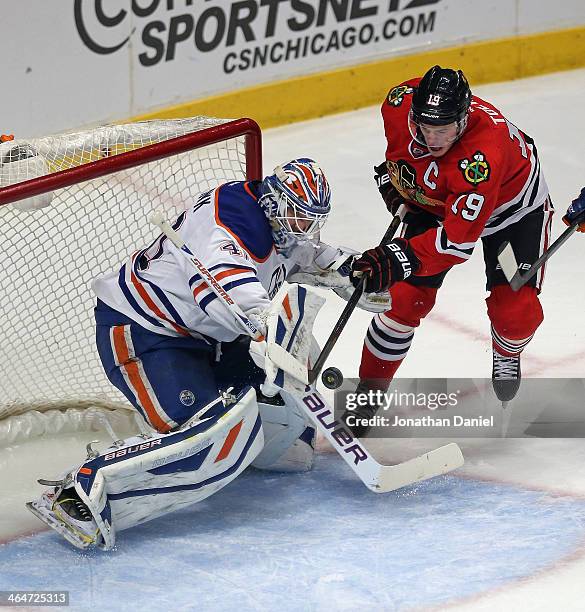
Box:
[374,161,406,216]
[350,239,420,293]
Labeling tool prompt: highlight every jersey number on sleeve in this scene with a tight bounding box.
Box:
[506,119,528,158]
[451,193,485,222]
[138,212,186,270]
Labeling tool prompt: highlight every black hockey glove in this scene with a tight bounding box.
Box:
[374,161,405,216]
[350,239,420,293]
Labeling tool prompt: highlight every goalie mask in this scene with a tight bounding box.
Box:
[260,158,331,245]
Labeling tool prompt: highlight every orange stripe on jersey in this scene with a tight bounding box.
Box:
[214,420,244,462]
[282,294,293,321]
[129,264,189,337]
[192,282,208,300]
[214,188,274,263]
[192,267,254,299]
[112,326,171,433]
[215,267,252,281]
[112,325,130,364]
[79,467,93,475]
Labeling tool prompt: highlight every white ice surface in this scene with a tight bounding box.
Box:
[1,69,585,611]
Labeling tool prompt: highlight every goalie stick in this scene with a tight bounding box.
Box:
[307,205,406,384]
[497,216,584,291]
[150,211,464,492]
[287,387,464,493]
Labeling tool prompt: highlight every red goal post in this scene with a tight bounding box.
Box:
[0,118,262,208]
[0,117,262,444]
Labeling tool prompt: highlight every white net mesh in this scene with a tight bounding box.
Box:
[0,117,258,440]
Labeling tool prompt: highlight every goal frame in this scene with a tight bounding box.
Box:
[0,117,263,208]
[0,116,263,443]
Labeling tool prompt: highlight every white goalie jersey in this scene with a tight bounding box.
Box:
[92,180,355,343]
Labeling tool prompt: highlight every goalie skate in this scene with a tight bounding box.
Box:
[26,489,100,550]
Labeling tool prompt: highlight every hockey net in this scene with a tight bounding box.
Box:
[0,117,262,445]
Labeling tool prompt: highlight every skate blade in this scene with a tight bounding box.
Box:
[26,501,93,550]
[500,401,513,438]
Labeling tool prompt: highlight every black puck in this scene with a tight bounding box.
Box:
[321,367,344,389]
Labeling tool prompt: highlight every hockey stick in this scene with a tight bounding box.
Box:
[150,211,464,492]
[307,206,406,384]
[287,387,464,493]
[497,215,584,291]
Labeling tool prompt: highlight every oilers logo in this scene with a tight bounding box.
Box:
[459,151,490,185]
[179,390,195,406]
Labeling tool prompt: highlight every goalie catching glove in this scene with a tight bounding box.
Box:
[350,239,420,293]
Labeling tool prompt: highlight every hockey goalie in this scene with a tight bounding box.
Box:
[26,158,390,550]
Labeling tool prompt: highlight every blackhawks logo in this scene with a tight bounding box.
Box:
[459,151,490,185]
[387,160,445,209]
[387,85,414,107]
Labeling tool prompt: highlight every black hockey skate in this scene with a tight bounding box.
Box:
[54,488,94,523]
[492,349,521,404]
[26,483,99,549]
[340,381,385,438]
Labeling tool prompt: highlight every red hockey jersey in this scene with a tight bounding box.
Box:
[382,78,549,276]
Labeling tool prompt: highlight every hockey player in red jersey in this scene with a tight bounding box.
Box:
[345,65,557,436]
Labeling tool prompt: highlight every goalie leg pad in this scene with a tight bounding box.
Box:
[252,333,323,472]
[29,388,263,550]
